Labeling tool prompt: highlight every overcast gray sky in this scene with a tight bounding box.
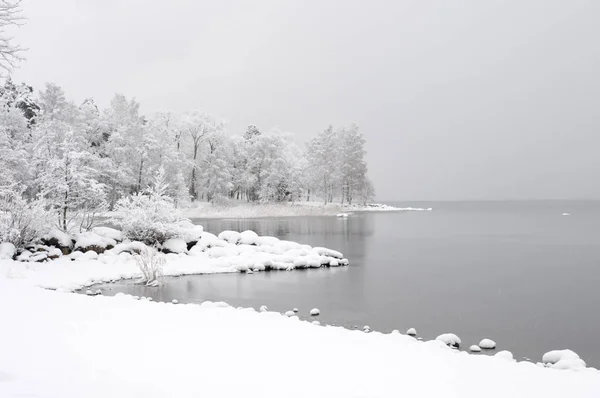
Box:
[11,0,600,201]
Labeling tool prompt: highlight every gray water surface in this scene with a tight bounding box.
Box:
[95,201,600,366]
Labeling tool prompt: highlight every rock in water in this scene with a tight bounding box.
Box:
[436,333,461,348]
[310,308,320,316]
[363,325,371,333]
[479,338,496,349]
[293,308,299,313]
[406,327,417,336]
[470,345,482,353]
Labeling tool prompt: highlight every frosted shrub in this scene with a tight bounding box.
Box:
[0,191,51,247]
[111,168,187,245]
[134,246,165,285]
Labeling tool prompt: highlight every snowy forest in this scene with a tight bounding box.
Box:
[0,80,374,238]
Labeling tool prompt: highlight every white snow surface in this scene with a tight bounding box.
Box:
[0,261,599,397]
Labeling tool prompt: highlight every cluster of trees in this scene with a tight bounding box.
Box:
[0,80,374,237]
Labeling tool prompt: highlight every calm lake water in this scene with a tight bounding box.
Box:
[95,201,600,366]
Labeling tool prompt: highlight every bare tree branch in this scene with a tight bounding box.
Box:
[0,0,25,73]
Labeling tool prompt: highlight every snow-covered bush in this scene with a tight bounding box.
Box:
[111,168,188,245]
[134,246,165,285]
[0,190,51,248]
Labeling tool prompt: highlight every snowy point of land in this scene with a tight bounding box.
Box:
[182,201,433,219]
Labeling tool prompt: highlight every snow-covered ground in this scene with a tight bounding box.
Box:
[183,201,432,219]
[1,272,599,398]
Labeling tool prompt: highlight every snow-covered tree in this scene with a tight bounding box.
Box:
[111,167,186,245]
[0,1,25,73]
[37,130,107,232]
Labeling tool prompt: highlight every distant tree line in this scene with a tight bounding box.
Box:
[0,80,375,234]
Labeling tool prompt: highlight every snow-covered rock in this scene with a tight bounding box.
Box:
[259,305,268,312]
[407,327,417,336]
[310,308,320,316]
[542,350,581,365]
[42,229,73,249]
[74,232,116,253]
[172,299,179,304]
[48,248,63,259]
[0,242,16,260]
[85,290,93,296]
[218,230,241,244]
[109,241,147,255]
[161,238,188,254]
[436,333,461,348]
[479,338,496,349]
[495,351,514,361]
[312,321,320,326]
[336,213,349,218]
[284,311,295,317]
[240,230,259,245]
[92,227,124,242]
[16,250,31,262]
[551,358,587,371]
[29,252,48,262]
[363,325,371,332]
[470,345,482,352]
[292,308,299,313]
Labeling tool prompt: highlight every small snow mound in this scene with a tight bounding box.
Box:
[470,345,482,352]
[436,333,461,348]
[391,330,400,334]
[74,232,116,252]
[406,327,417,336]
[172,299,179,304]
[312,321,321,326]
[363,325,371,332]
[239,230,259,245]
[562,213,571,216]
[479,338,496,349]
[0,242,16,260]
[310,308,320,316]
[85,290,93,296]
[42,229,73,248]
[284,311,295,317]
[495,350,514,361]
[92,227,123,242]
[259,305,268,312]
[161,238,187,254]
[551,358,587,371]
[133,296,139,300]
[542,349,581,365]
[218,230,241,244]
[95,289,102,295]
[336,213,349,218]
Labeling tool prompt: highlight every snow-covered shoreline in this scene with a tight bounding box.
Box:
[1,227,599,397]
[183,201,432,219]
[1,269,599,398]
